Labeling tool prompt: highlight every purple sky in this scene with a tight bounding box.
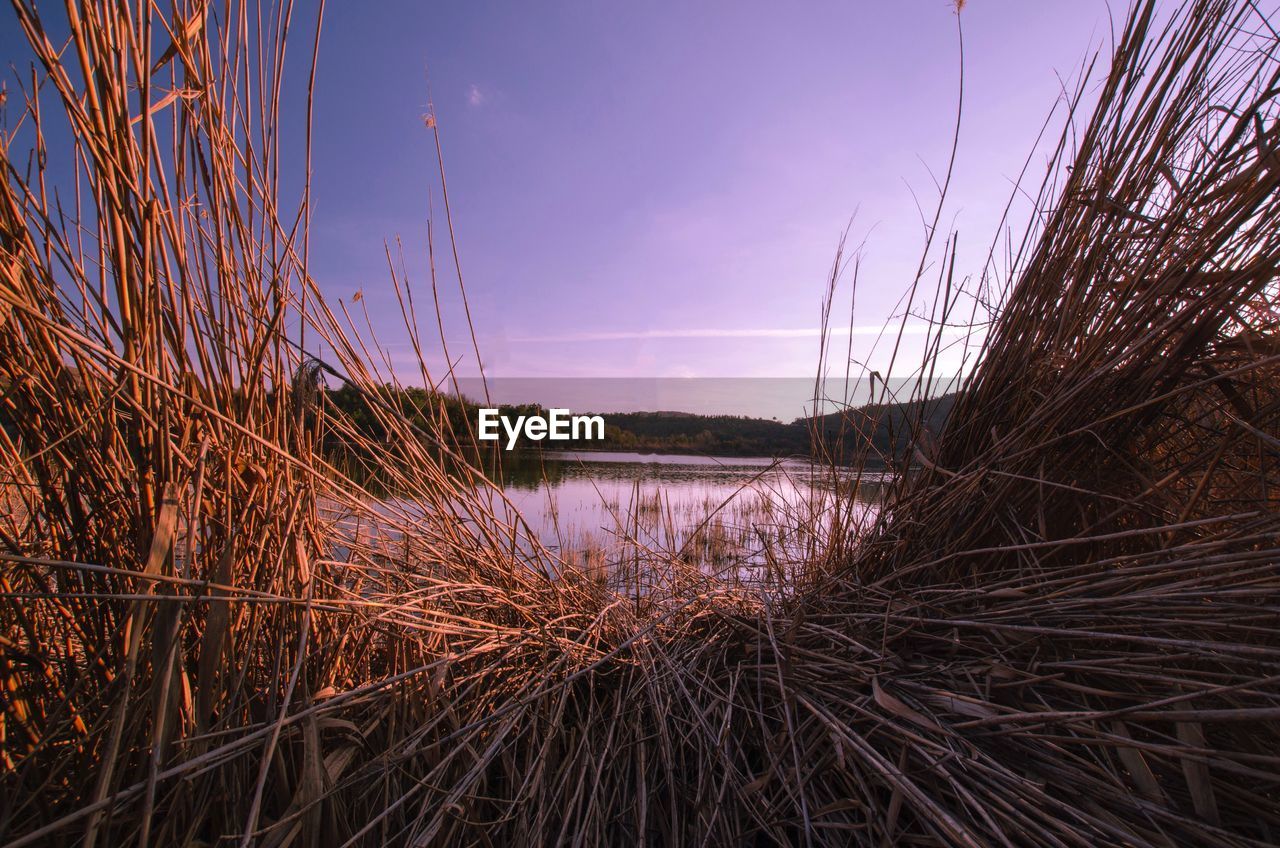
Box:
[1,2,1119,383]
[306,1,1119,383]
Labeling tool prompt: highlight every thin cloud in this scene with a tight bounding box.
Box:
[509,325,970,343]
[467,84,486,107]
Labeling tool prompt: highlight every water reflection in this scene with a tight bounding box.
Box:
[345,450,888,590]
[498,451,887,586]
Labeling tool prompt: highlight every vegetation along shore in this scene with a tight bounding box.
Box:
[1,1,1279,845]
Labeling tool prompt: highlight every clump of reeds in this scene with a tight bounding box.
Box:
[1,0,1278,845]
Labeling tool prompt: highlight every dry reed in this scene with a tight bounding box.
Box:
[1,0,1278,845]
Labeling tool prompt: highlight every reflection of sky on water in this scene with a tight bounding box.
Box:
[499,451,887,567]
[336,451,887,588]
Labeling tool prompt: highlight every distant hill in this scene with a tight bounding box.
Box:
[807,392,959,463]
[318,384,959,465]
[570,410,809,456]
[553,393,959,463]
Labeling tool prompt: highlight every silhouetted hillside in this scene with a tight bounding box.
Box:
[316,385,958,463]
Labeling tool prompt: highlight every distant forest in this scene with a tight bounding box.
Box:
[321,385,958,466]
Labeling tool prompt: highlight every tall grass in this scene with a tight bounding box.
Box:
[1,0,1279,845]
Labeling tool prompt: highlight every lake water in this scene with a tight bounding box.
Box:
[494,451,887,585]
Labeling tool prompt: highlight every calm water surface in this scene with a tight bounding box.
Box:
[496,451,887,577]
